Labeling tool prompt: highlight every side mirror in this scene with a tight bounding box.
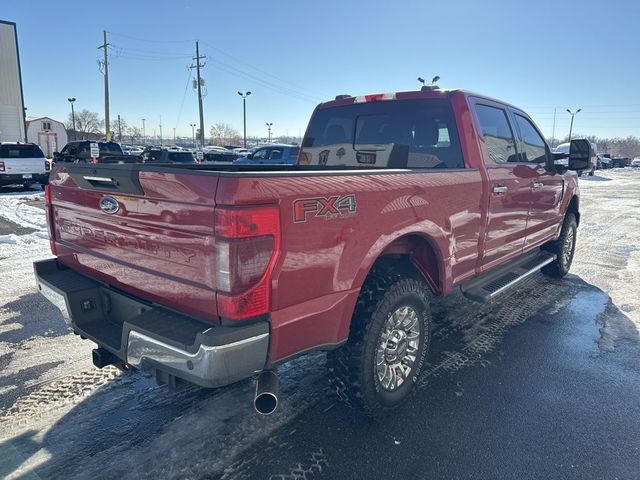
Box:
[568,139,594,171]
[246,153,253,159]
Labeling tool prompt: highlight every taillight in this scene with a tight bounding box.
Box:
[214,206,280,319]
[45,160,50,171]
[44,185,57,255]
[0,161,5,172]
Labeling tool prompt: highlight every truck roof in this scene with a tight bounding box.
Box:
[317,88,525,113]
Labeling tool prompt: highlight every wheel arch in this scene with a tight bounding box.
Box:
[566,195,580,226]
[356,232,446,297]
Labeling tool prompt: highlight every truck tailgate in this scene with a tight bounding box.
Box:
[49,164,220,322]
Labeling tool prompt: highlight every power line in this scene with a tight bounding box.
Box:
[206,57,321,103]
[108,31,194,44]
[174,67,193,130]
[199,40,331,99]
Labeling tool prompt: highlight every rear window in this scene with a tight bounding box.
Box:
[167,152,195,163]
[99,143,123,155]
[288,147,299,158]
[0,144,45,159]
[301,99,464,169]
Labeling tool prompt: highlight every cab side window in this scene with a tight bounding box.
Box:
[252,148,269,160]
[269,149,283,160]
[514,114,548,164]
[475,104,518,164]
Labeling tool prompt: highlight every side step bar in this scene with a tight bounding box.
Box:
[461,250,556,303]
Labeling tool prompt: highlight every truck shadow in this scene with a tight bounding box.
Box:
[0,274,638,480]
[0,293,70,345]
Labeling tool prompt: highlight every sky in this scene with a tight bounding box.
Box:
[3,0,640,141]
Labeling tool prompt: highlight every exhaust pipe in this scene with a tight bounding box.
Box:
[92,347,117,369]
[254,370,279,415]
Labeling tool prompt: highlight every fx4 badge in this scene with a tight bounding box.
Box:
[293,195,357,223]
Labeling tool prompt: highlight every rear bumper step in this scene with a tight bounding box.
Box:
[34,258,269,388]
[461,250,556,303]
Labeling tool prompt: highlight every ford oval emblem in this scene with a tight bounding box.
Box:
[99,196,119,214]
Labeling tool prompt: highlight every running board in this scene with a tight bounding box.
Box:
[461,250,556,303]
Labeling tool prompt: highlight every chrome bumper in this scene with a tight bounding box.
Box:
[126,330,269,387]
[34,258,270,389]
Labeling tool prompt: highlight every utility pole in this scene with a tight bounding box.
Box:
[98,30,110,140]
[117,114,122,143]
[141,118,146,145]
[159,115,163,147]
[190,123,196,148]
[551,108,556,148]
[266,122,273,143]
[173,127,176,144]
[190,41,206,148]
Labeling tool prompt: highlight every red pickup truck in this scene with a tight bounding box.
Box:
[35,87,593,416]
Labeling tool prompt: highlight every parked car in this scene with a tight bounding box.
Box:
[54,141,139,164]
[597,154,611,169]
[631,158,640,168]
[611,157,630,168]
[128,147,144,156]
[233,144,299,165]
[36,87,591,417]
[140,147,196,164]
[0,142,49,187]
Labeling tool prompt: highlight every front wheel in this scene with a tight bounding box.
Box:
[327,268,432,416]
[542,213,577,278]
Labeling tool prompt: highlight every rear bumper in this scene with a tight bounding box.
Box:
[34,258,269,388]
[0,173,48,185]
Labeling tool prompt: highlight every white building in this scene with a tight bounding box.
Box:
[26,117,68,158]
[0,20,26,143]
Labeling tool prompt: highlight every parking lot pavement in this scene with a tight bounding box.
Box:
[0,171,639,480]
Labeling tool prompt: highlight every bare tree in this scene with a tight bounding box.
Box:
[66,109,103,138]
[126,125,143,145]
[549,134,640,159]
[209,123,241,146]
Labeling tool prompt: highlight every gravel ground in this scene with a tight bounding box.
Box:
[0,170,638,479]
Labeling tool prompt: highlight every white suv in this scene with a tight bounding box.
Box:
[0,142,49,187]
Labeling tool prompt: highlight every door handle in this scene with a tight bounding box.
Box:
[532,182,543,189]
[492,185,508,194]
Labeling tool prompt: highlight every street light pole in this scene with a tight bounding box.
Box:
[141,118,146,145]
[266,122,273,143]
[68,98,77,140]
[566,108,582,142]
[237,91,252,148]
[190,123,196,148]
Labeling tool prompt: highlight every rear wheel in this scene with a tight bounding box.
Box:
[327,264,432,416]
[542,212,577,278]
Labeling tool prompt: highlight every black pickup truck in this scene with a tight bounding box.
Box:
[53,141,140,164]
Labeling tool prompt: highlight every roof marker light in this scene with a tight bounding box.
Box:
[353,92,397,103]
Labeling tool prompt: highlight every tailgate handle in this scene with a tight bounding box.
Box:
[83,175,117,188]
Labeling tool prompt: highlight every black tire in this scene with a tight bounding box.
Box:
[542,212,577,278]
[327,263,432,416]
[588,169,595,176]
